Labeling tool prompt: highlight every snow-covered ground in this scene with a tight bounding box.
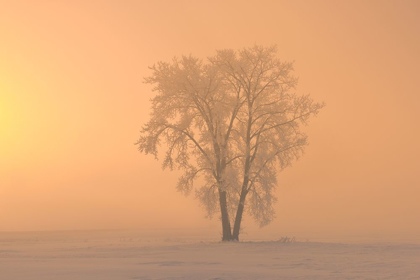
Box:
[1,230,419,280]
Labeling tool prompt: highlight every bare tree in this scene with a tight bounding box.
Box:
[136,46,324,241]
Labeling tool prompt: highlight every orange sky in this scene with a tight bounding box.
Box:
[1,0,419,241]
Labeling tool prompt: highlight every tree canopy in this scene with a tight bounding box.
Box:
[136,45,324,241]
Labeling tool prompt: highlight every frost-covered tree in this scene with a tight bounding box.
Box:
[136,46,324,241]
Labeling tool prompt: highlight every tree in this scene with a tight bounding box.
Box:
[136,45,324,241]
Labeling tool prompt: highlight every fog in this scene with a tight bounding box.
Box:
[1,0,419,243]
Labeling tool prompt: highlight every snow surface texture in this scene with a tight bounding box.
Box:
[1,230,419,280]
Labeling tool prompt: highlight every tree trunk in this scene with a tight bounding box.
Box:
[219,190,232,241]
[232,190,247,241]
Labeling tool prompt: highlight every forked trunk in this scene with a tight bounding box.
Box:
[232,190,247,241]
[219,190,232,241]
